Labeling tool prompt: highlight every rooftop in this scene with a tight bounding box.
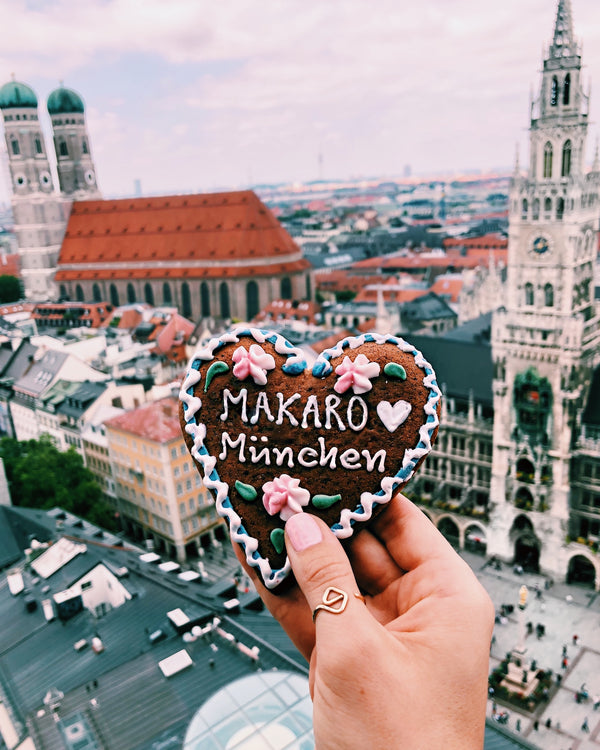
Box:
[105,396,182,443]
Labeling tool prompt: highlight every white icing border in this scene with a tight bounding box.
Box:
[180,328,441,589]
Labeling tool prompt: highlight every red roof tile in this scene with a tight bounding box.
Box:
[105,397,181,443]
[56,191,310,278]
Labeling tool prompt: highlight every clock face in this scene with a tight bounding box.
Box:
[532,236,550,255]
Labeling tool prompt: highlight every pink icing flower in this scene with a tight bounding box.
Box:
[262,474,310,522]
[232,344,275,385]
[334,353,381,394]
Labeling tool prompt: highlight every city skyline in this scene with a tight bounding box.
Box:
[1,0,600,205]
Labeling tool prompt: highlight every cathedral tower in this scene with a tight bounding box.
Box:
[0,79,70,300]
[47,86,100,199]
[488,0,600,575]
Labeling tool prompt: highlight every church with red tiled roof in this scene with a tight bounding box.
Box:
[55,190,313,322]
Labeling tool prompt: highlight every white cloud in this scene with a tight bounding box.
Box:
[1,0,600,202]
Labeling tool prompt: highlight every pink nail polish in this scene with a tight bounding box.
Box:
[286,513,322,551]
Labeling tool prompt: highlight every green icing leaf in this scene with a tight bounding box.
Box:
[235,480,257,501]
[204,361,230,391]
[312,493,341,509]
[384,362,407,381]
[270,528,285,554]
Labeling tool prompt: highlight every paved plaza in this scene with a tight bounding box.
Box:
[459,549,600,750]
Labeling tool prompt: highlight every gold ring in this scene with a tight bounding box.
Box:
[312,586,366,622]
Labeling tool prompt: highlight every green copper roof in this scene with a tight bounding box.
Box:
[0,81,38,109]
[47,87,85,115]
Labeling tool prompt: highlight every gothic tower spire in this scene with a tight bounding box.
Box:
[549,0,577,59]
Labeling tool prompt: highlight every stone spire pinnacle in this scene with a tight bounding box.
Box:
[549,0,578,59]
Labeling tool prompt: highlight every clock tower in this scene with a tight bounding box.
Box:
[488,0,600,575]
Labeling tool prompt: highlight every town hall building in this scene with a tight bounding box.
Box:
[410,0,600,590]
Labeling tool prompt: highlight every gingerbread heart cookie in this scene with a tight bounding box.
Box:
[179,327,441,590]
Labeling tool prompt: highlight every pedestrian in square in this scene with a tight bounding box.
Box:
[582,717,590,732]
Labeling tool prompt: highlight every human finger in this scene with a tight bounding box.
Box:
[285,512,373,651]
[346,527,404,595]
[370,493,458,572]
[231,540,316,660]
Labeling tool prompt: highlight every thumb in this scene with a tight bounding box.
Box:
[285,512,370,642]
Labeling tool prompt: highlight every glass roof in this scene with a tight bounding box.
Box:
[183,669,313,749]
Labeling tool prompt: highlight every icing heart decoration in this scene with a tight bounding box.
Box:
[377,400,412,432]
[179,327,441,590]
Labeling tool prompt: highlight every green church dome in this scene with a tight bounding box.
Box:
[47,87,85,115]
[0,80,38,109]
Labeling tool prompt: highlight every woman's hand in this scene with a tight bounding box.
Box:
[235,494,494,749]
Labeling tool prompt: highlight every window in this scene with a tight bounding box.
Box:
[177,483,183,496]
[556,197,564,220]
[525,283,534,306]
[545,283,554,307]
[563,73,570,105]
[543,142,553,178]
[561,140,571,177]
[163,282,172,305]
[171,447,177,459]
[550,75,558,106]
[186,479,192,491]
[189,497,195,511]
[532,198,540,220]
[181,282,191,319]
[521,199,528,219]
[220,282,230,319]
[35,137,43,154]
[544,197,552,214]
[174,466,180,477]
[179,502,185,515]
[10,139,20,155]
[59,140,68,156]
[144,283,154,306]
[246,280,259,321]
[127,282,136,304]
[201,282,211,317]
[281,277,292,300]
[82,139,88,154]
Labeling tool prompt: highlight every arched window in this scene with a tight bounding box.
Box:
[532,198,540,220]
[109,283,119,307]
[163,282,172,305]
[10,139,19,156]
[305,274,312,301]
[543,142,553,178]
[544,197,552,214]
[280,277,292,300]
[35,137,43,154]
[200,282,210,317]
[59,140,68,157]
[525,283,534,306]
[92,283,101,302]
[59,284,68,300]
[563,73,571,105]
[75,284,84,302]
[246,280,259,321]
[181,282,192,319]
[82,139,88,155]
[521,199,528,219]
[550,76,558,106]
[561,140,571,177]
[127,283,136,304]
[556,197,564,220]
[219,282,230,319]
[545,283,554,307]
[144,283,154,306]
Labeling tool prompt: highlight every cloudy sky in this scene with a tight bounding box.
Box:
[1,0,600,203]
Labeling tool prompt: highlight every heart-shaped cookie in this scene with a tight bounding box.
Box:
[179,327,441,590]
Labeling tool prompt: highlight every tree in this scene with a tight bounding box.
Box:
[0,275,22,303]
[0,435,118,531]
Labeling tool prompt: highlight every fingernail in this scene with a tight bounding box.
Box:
[286,513,322,551]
